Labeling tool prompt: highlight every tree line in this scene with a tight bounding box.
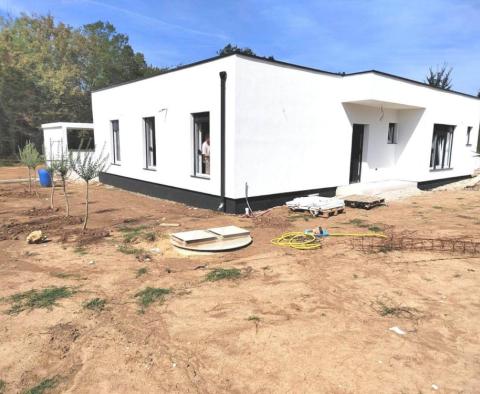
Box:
[0,14,163,158]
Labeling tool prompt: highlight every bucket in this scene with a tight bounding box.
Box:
[38,168,52,187]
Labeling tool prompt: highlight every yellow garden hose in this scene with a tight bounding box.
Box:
[271,230,387,250]
[271,232,323,250]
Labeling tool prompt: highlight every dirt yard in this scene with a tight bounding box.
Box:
[0,167,479,393]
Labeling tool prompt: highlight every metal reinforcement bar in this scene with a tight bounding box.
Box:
[351,234,480,255]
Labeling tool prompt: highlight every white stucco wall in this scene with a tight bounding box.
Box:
[91,56,236,198]
[232,57,480,198]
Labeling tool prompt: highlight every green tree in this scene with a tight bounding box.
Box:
[18,141,44,193]
[217,43,256,56]
[69,147,109,230]
[217,43,274,60]
[0,15,162,158]
[425,64,453,90]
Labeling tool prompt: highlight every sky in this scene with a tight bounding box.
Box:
[1,0,479,95]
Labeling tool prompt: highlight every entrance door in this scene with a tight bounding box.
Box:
[349,124,364,184]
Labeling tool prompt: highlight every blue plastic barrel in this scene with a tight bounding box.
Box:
[38,168,52,187]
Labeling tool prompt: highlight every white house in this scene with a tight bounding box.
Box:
[42,122,95,161]
[90,53,480,213]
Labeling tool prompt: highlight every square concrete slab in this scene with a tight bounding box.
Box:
[171,229,218,245]
[208,226,250,238]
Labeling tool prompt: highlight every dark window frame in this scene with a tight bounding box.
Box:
[430,124,455,170]
[66,128,95,151]
[387,123,397,144]
[143,117,156,169]
[466,126,472,146]
[111,120,120,163]
[192,112,210,178]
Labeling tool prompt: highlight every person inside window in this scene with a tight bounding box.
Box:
[202,137,210,175]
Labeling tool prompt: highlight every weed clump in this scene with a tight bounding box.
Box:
[118,244,145,256]
[373,297,420,319]
[206,268,242,282]
[349,218,369,228]
[135,287,170,312]
[0,380,5,394]
[83,298,106,312]
[3,287,75,314]
[136,267,148,278]
[23,377,58,394]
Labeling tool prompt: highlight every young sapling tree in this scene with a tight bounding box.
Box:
[55,147,72,216]
[70,145,109,230]
[18,142,44,193]
[46,161,58,210]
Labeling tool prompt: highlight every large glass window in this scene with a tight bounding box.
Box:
[193,112,210,177]
[143,117,156,168]
[111,120,120,163]
[67,128,95,151]
[430,124,455,170]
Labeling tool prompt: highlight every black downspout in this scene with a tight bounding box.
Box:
[219,71,227,212]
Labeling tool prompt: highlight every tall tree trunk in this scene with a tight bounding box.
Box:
[82,181,89,231]
[27,167,31,193]
[62,177,70,217]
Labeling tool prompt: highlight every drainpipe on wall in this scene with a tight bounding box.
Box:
[219,71,227,212]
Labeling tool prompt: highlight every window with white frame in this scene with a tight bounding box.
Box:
[387,123,397,144]
[111,120,120,163]
[467,126,472,146]
[192,112,210,177]
[143,117,156,169]
[430,124,455,170]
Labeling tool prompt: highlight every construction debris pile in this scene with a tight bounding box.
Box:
[286,196,345,217]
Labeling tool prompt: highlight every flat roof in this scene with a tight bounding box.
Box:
[41,122,94,129]
[92,53,480,100]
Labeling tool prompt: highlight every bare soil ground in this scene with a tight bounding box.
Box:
[0,167,479,393]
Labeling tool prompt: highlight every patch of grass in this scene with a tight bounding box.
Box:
[206,268,242,282]
[73,246,87,255]
[119,225,156,243]
[247,315,260,322]
[143,232,156,242]
[117,244,146,256]
[83,298,106,311]
[136,267,148,278]
[287,213,310,222]
[432,205,443,209]
[368,225,383,233]
[135,287,170,312]
[0,379,5,394]
[373,298,419,319]
[3,287,75,315]
[349,218,369,228]
[352,274,358,279]
[23,377,57,394]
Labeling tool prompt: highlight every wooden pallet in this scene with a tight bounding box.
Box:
[343,194,385,210]
[312,206,345,218]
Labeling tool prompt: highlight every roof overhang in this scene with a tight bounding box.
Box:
[342,99,424,110]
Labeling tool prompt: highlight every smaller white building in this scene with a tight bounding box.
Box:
[42,122,95,162]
